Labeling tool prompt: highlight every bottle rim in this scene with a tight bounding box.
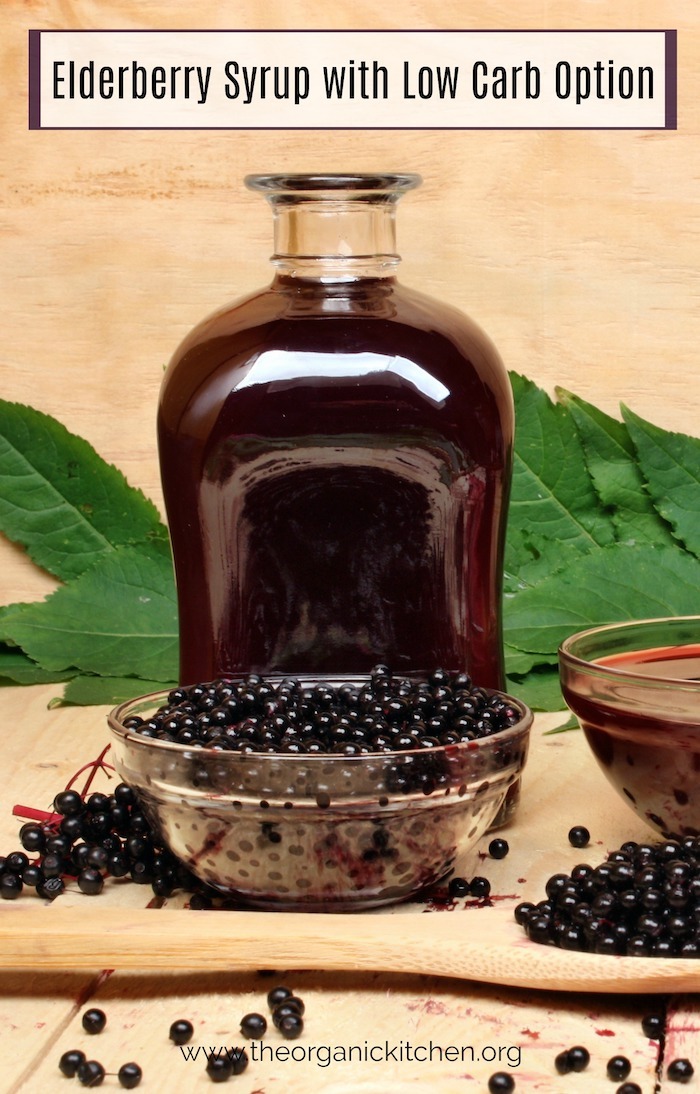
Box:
[245,173,422,195]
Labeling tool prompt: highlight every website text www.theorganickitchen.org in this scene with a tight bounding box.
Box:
[178,1039,522,1070]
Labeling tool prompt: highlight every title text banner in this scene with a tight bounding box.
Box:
[29,29,676,130]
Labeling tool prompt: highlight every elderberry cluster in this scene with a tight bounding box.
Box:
[123,666,522,755]
[3,784,205,904]
[515,837,700,957]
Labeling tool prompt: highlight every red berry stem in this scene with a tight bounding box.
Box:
[64,745,114,797]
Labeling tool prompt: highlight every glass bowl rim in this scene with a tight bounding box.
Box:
[107,684,533,764]
[558,614,700,692]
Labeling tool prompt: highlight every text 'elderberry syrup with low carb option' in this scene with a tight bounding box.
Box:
[158,174,514,687]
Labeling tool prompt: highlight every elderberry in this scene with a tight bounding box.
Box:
[267,985,293,1009]
[118,1061,143,1088]
[82,1008,107,1034]
[516,837,700,958]
[77,1059,106,1086]
[122,667,521,756]
[568,826,590,848]
[470,876,491,899]
[205,1053,232,1082]
[448,876,470,900]
[240,1012,267,1038]
[278,1012,304,1039]
[566,1045,590,1072]
[488,1074,515,1093]
[607,1055,632,1081]
[641,1013,665,1039]
[230,1048,249,1075]
[169,1019,194,1045]
[667,1059,694,1083]
[59,1049,86,1077]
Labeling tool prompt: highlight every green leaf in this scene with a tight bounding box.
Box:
[1,539,178,681]
[506,666,566,711]
[0,644,75,685]
[505,374,616,574]
[56,675,175,707]
[504,643,553,675]
[543,714,580,735]
[505,544,700,655]
[0,400,167,581]
[623,406,700,560]
[558,389,676,548]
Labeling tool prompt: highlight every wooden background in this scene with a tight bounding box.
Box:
[2,0,698,610]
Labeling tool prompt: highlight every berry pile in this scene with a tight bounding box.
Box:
[2,782,206,904]
[515,837,700,957]
[122,666,522,755]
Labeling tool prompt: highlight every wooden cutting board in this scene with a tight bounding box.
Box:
[0,904,699,993]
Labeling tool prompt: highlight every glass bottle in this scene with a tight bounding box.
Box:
[158,173,514,689]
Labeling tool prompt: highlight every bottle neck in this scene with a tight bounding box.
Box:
[245,173,421,282]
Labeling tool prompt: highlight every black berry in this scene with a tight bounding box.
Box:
[667,1059,694,1083]
[641,1013,665,1039]
[54,790,84,816]
[58,1049,86,1077]
[0,874,22,900]
[554,1050,571,1075]
[206,1052,232,1082]
[488,1073,515,1093]
[470,876,491,898]
[77,1059,106,1086]
[82,1008,107,1035]
[607,1056,632,1081]
[568,826,590,848]
[240,1012,267,1038]
[118,1061,143,1089]
[169,1018,194,1044]
[78,868,105,896]
[566,1046,590,1072]
[448,876,470,900]
[278,1012,304,1039]
[616,1085,642,1094]
[230,1047,249,1075]
[488,838,509,859]
[267,985,293,1009]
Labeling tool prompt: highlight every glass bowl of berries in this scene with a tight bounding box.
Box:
[559,616,700,839]
[107,667,532,911]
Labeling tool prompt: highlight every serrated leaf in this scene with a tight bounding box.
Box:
[1,540,178,681]
[506,666,566,711]
[505,374,616,574]
[0,644,75,685]
[0,400,167,581]
[623,406,700,559]
[57,675,175,707]
[557,389,676,548]
[505,544,700,655]
[505,532,593,590]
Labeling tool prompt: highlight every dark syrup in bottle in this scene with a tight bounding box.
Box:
[158,175,513,688]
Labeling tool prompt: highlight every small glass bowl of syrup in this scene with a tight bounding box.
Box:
[559,616,700,838]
